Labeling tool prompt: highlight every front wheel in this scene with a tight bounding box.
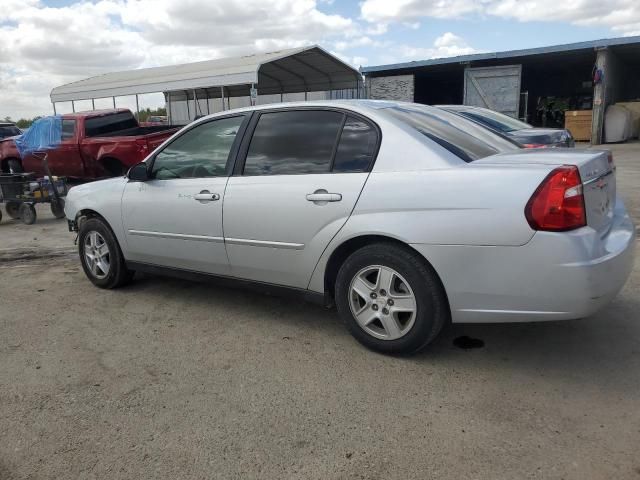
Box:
[5,201,20,220]
[78,217,134,289]
[335,243,449,355]
[19,203,36,225]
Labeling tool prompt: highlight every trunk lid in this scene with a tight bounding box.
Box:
[476,149,616,235]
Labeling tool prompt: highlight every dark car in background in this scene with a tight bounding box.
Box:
[0,122,21,140]
[438,105,575,148]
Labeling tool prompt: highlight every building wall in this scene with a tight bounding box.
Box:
[366,75,414,102]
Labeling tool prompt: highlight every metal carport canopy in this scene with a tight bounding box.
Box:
[50,45,361,103]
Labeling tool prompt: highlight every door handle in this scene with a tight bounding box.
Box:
[194,190,220,203]
[306,189,342,204]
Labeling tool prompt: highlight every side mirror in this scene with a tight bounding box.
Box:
[128,162,149,182]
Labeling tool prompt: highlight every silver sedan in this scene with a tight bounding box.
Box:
[64,100,635,355]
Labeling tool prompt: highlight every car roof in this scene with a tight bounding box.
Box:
[0,122,17,127]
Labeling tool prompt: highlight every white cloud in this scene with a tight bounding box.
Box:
[360,0,640,36]
[0,0,356,119]
[397,32,478,60]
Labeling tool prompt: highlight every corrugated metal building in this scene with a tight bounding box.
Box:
[362,36,640,144]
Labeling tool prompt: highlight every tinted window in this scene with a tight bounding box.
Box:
[459,109,531,133]
[85,112,138,137]
[152,116,244,180]
[61,120,76,140]
[384,105,519,162]
[332,116,377,173]
[243,110,343,176]
[0,126,21,139]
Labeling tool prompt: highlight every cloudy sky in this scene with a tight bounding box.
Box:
[1,0,639,119]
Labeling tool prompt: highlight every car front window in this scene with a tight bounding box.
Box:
[152,116,245,180]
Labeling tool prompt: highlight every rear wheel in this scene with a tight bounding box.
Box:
[78,217,133,288]
[5,201,20,219]
[19,203,36,225]
[335,243,448,355]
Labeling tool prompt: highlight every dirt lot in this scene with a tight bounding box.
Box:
[1,143,639,480]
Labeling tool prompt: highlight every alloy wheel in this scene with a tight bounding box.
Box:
[84,231,111,279]
[348,265,417,340]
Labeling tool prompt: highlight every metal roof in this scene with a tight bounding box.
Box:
[361,35,640,74]
[50,45,361,103]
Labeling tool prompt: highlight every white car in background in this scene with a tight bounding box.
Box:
[64,101,635,355]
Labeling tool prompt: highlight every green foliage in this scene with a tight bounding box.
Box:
[134,107,167,122]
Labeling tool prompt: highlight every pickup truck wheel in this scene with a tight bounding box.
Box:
[50,198,66,219]
[78,217,134,289]
[19,203,37,225]
[5,201,21,219]
[7,159,23,174]
[335,243,448,355]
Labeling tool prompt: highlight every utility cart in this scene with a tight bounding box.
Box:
[0,155,67,225]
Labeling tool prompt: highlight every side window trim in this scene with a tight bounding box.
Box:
[146,113,251,179]
[233,107,381,177]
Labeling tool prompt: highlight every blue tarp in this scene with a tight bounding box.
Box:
[14,116,63,159]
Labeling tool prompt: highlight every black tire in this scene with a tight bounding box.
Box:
[19,203,36,225]
[7,159,23,174]
[6,201,20,219]
[78,217,134,289]
[50,198,66,219]
[335,243,449,355]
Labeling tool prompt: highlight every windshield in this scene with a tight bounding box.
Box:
[456,108,531,133]
[383,104,520,162]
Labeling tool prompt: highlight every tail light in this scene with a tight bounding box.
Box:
[525,165,586,231]
[523,143,546,149]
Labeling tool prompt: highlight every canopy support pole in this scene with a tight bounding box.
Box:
[112,97,116,108]
[71,100,75,112]
[52,102,57,115]
[135,94,140,120]
[205,89,211,115]
[167,92,173,125]
[91,99,95,110]
[220,87,225,111]
[185,90,191,121]
[193,89,199,117]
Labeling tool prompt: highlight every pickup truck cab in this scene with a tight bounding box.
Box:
[0,109,180,178]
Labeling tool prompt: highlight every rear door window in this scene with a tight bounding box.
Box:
[332,115,378,173]
[243,110,343,176]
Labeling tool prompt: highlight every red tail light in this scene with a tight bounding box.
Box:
[523,143,546,149]
[525,166,586,231]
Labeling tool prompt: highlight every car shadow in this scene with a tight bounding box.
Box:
[123,272,639,392]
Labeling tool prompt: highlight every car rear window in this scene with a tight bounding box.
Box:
[383,105,519,162]
[85,112,138,137]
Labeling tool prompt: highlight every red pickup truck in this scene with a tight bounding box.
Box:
[0,109,180,178]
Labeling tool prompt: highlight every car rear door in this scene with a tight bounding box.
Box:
[121,114,249,274]
[223,108,379,288]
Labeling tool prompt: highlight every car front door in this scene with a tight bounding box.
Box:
[121,114,249,274]
[223,109,379,288]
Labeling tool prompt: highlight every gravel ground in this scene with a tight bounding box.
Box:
[1,143,639,480]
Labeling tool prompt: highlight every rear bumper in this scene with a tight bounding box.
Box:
[411,198,635,323]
